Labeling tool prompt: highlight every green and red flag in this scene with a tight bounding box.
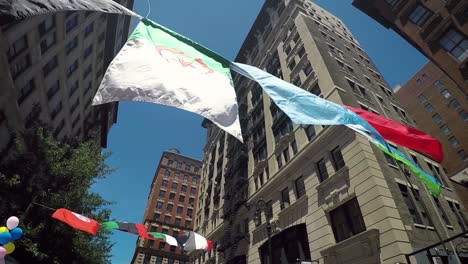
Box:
[148,232,179,246]
[102,221,151,239]
[93,18,242,141]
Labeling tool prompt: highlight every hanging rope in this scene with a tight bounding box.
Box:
[145,0,152,18]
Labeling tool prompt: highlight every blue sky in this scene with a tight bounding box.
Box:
[90,1,427,263]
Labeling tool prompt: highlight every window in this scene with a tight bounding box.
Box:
[190,187,196,195]
[50,102,63,120]
[273,119,292,143]
[174,172,180,179]
[288,60,297,70]
[266,200,273,220]
[433,80,444,91]
[439,29,468,62]
[283,147,290,163]
[159,190,166,198]
[172,182,177,189]
[68,80,79,97]
[167,159,173,166]
[164,216,171,224]
[385,0,400,7]
[330,198,366,243]
[457,150,466,160]
[417,94,427,103]
[432,113,442,124]
[449,99,460,109]
[7,35,28,61]
[66,36,78,54]
[83,64,92,79]
[169,193,175,200]
[175,218,181,226]
[295,176,306,199]
[441,89,451,98]
[292,77,302,87]
[177,206,183,214]
[280,188,290,209]
[297,46,305,57]
[331,147,345,170]
[181,185,187,192]
[291,140,298,154]
[164,169,170,176]
[67,60,78,77]
[162,180,168,187]
[65,15,78,33]
[40,32,56,55]
[440,124,450,135]
[84,23,94,37]
[305,125,316,141]
[83,45,93,59]
[11,54,31,78]
[409,4,433,26]
[189,197,195,205]
[156,201,163,209]
[276,154,283,169]
[43,56,58,76]
[179,195,185,203]
[358,86,370,100]
[459,110,468,121]
[46,80,60,101]
[38,15,55,36]
[185,164,191,171]
[447,201,467,229]
[449,137,460,147]
[424,104,434,113]
[317,159,328,182]
[434,198,451,226]
[187,208,193,217]
[159,243,165,250]
[183,174,189,182]
[303,62,313,76]
[284,44,291,54]
[176,161,182,169]
[154,213,160,221]
[15,80,35,107]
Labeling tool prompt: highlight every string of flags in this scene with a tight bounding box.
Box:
[52,208,212,252]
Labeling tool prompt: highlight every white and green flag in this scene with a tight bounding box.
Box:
[93,19,242,141]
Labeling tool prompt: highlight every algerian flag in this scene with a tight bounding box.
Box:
[149,232,178,247]
[93,19,242,141]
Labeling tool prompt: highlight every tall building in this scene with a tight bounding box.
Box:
[193,0,468,264]
[352,0,468,95]
[0,1,134,155]
[395,61,468,212]
[132,149,202,264]
[395,62,467,177]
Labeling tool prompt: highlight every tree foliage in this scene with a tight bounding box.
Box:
[0,127,114,264]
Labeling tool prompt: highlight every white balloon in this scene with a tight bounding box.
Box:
[6,217,19,230]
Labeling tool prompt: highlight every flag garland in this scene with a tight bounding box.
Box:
[346,106,443,162]
[148,232,179,247]
[176,231,213,251]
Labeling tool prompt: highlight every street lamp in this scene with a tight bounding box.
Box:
[254,199,273,264]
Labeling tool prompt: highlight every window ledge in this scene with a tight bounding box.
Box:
[316,166,349,191]
[388,163,400,170]
[446,225,454,230]
[278,194,308,219]
[414,224,435,230]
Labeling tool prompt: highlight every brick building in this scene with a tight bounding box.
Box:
[352,0,468,95]
[132,149,202,264]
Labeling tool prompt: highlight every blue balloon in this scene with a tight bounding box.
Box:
[10,228,23,240]
[0,232,12,245]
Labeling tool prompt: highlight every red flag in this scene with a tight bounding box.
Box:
[52,208,100,235]
[346,106,443,162]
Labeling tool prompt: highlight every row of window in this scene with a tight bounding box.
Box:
[154,204,193,219]
[160,182,197,195]
[166,159,200,173]
[163,169,199,184]
[156,193,195,207]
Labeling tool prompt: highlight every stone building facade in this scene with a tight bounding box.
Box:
[0,0,134,154]
[192,0,468,264]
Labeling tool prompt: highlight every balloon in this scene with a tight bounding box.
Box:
[3,243,14,254]
[0,228,7,234]
[6,217,19,230]
[10,228,22,240]
[0,246,5,258]
[0,232,12,245]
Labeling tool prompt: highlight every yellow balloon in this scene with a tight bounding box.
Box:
[0,227,8,233]
[3,242,14,254]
